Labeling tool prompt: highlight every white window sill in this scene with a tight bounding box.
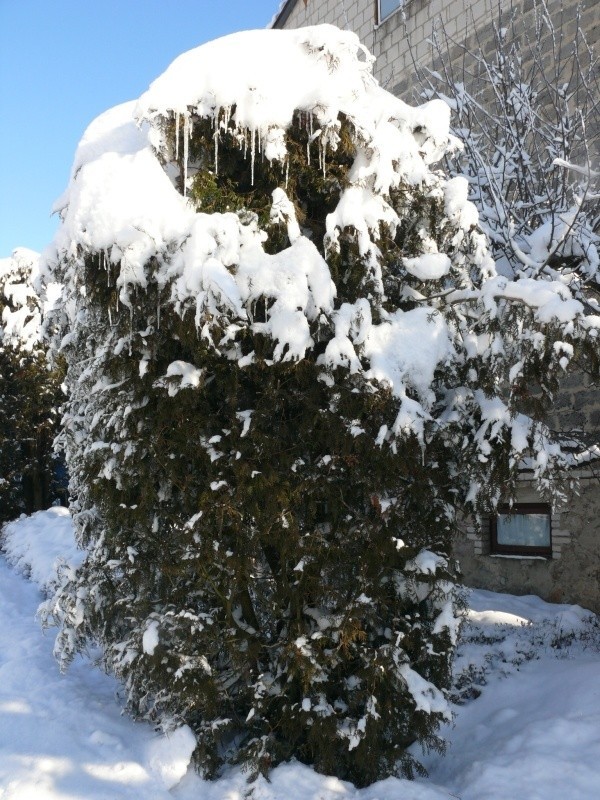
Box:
[489,554,550,561]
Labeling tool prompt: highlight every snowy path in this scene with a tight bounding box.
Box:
[420,590,600,800]
[425,655,600,799]
[0,556,184,800]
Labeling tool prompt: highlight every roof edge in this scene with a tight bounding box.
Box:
[270,0,299,28]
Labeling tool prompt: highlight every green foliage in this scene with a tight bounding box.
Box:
[50,75,600,785]
[0,257,64,522]
[184,110,354,256]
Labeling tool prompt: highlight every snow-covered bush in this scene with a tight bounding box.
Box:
[43,25,599,785]
[417,0,599,304]
[450,590,600,705]
[0,248,63,521]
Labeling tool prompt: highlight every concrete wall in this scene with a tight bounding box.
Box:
[274,0,599,102]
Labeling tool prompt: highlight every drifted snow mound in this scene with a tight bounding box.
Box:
[1,507,82,593]
[145,723,197,790]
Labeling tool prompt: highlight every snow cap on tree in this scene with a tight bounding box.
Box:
[47,25,497,444]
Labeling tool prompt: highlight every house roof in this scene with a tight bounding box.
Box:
[271,0,299,28]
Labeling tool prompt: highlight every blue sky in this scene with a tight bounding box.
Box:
[0,0,282,256]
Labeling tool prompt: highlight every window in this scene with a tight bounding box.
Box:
[378,0,403,23]
[490,504,552,557]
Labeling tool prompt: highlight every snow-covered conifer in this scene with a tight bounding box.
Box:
[43,25,599,785]
[0,249,63,521]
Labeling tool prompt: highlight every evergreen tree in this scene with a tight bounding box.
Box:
[0,249,63,522]
[44,26,599,785]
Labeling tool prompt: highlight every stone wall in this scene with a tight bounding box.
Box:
[551,372,600,446]
[457,472,600,611]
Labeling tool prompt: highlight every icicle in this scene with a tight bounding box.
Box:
[285,158,289,190]
[175,112,180,161]
[157,299,161,330]
[214,124,219,176]
[307,137,311,166]
[251,127,256,186]
[183,113,190,197]
[214,109,219,175]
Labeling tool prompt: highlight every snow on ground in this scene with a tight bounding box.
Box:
[2,509,600,799]
[0,553,190,799]
[2,508,83,593]
[419,589,600,799]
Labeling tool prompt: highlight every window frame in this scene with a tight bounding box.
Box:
[490,503,552,558]
[377,0,404,25]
